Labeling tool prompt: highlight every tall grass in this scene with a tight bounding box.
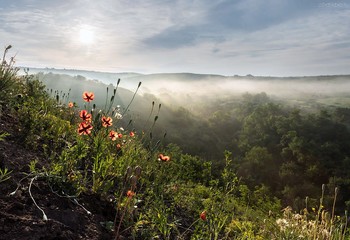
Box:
[0,45,19,104]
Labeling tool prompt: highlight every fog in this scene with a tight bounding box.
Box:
[19,68,350,160]
[136,74,350,97]
[24,67,350,115]
[123,73,350,114]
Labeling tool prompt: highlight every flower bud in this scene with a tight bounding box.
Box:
[200,211,207,221]
[134,166,142,177]
[130,175,138,187]
[126,166,132,177]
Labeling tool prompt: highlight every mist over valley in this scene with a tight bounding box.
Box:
[25,67,350,112]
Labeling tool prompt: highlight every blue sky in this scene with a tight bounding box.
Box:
[1,0,349,76]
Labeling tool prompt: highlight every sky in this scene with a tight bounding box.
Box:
[0,0,350,76]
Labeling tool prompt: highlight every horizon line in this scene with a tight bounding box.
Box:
[18,65,350,79]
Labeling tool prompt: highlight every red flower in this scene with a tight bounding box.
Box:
[118,133,123,139]
[101,116,113,127]
[109,130,117,141]
[126,190,135,198]
[82,91,95,102]
[200,211,207,221]
[158,154,171,162]
[68,102,74,108]
[129,131,135,137]
[79,110,92,122]
[78,122,93,135]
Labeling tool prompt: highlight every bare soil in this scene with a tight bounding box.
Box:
[0,111,115,240]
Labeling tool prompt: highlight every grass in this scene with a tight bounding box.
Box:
[1,46,349,239]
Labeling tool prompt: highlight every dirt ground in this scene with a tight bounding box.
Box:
[0,111,115,240]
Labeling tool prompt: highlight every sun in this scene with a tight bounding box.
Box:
[79,28,94,45]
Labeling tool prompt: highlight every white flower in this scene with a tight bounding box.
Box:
[115,112,123,119]
[276,218,289,231]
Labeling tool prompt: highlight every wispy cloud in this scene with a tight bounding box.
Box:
[142,0,323,49]
[0,0,349,76]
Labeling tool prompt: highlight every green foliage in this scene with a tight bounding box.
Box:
[226,219,263,240]
[0,167,12,183]
[0,131,9,141]
[13,79,74,156]
[220,151,240,194]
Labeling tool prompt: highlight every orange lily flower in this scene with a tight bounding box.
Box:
[78,122,93,135]
[101,116,113,127]
[109,130,117,141]
[68,102,74,108]
[79,110,92,122]
[127,190,135,198]
[82,91,94,102]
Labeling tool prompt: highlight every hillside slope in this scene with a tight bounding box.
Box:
[0,109,113,240]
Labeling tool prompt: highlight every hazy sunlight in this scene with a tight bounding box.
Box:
[79,28,94,45]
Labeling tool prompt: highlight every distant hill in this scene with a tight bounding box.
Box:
[20,67,350,97]
[19,67,142,89]
[20,66,350,112]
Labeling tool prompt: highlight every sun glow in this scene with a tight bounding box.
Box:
[79,28,94,45]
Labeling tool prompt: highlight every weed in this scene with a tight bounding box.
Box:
[0,167,12,183]
[0,45,19,104]
[0,131,9,141]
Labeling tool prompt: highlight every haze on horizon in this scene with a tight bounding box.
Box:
[1,0,350,77]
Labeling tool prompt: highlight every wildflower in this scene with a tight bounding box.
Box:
[115,112,123,119]
[116,144,121,150]
[276,218,289,231]
[78,122,93,135]
[101,116,113,127]
[82,91,94,102]
[129,131,135,137]
[79,110,92,122]
[200,211,207,221]
[158,154,170,162]
[127,190,135,198]
[293,214,303,221]
[109,130,117,141]
[68,102,74,108]
[118,133,123,139]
